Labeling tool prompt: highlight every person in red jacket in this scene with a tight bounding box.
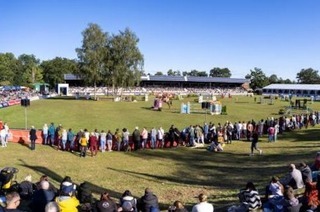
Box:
[89,132,98,157]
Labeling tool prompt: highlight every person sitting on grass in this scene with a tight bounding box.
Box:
[191,193,214,212]
[95,191,117,212]
[208,140,223,152]
[168,200,188,212]
[119,190,137,212]
[4,191,24,212]
[280,164,304,189]
[237,182,261,211]
[138,188,159,212]
[55,183,79,212]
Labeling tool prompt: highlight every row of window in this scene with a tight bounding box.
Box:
[262,89,320,95]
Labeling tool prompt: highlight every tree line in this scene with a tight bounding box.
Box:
[0,23,319,92]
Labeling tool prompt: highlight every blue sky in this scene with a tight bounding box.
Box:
[1,0,319,81]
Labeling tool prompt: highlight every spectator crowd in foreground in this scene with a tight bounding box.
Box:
[0,170,214,212]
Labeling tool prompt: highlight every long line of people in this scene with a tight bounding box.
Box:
[35,110,320,157]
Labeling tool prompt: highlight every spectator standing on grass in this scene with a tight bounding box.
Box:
[49,123,56,145]
[107,130,113,151]
[0,127,7,147]
[250,131,262,156]
[29,126,37,151]
[169,125,175,147]
[138,188,159,212]
[157,127,165,148]
[132,127,141,151]
[140,127,148,149]
[115,128,122,151]
[89,132,98,156]
[150,127,157,149]
[191,193,214,212]
[43,123,48,145]
[100,130,107,152]
[61,129,67,151]
[4,122,9,144]
[67,128,75,152]
[79,134,88,158]
[122,128,130,151]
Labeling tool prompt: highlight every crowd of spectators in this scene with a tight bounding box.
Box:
[68,86,248,98]
[2,152,320,212]
[0,87,48,108]
[0,171,214,212]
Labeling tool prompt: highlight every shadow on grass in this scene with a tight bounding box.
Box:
[17,159,123,200]
[17,137,31,149]
[280,128,320,142]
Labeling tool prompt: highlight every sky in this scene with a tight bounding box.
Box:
[1,0,319,81]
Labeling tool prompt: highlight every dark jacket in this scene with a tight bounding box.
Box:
[132,130,141,142]
[138,192,159,212]
[29,128,37,141]
[31,189,55,212]
[95,199,117,212]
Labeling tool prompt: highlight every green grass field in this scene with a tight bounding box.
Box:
[1,95,319,211]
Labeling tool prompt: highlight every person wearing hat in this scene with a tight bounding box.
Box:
[137,188,159,212]
[55,182,79,212]
[29,126,37,150]
[191,193,214,212]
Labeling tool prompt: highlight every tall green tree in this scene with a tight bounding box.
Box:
[246,67,269,90]
[107,28,144,93]
[76,23,107,99]
[268,74,279,84]
[296,68,320,84]
[167,69,181,76]
[154,71,163,76]
[209,67,231,77]
[17,54,43,86]
[41,57,78,88]
[182,70,208,77]
[0,53,17,85]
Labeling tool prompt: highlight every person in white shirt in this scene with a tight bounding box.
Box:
[157,127,165,148]
[191,193,214,212]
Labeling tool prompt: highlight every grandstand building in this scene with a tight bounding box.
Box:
[262,84,320,99]
[64,74,249,89]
